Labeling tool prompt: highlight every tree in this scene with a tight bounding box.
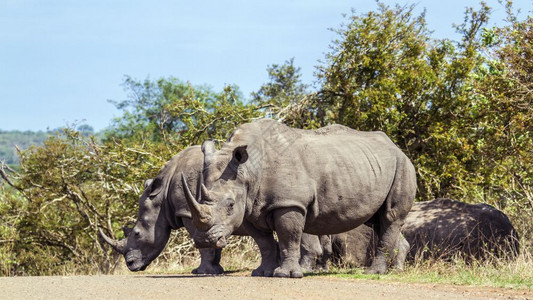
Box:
[467,3,532,237]
[252,58,308,113]
[309,3,495,202]
[107,76,261,154]
[0,77,263,275]
[251,59,318,128]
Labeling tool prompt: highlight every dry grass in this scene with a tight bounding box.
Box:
[113,230,532,290]
[114,231,261,275]
[316,238,533,289]
[102,206,532,290]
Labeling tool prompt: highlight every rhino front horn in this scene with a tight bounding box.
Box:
[181,172,214,230]
[98,228,127,254]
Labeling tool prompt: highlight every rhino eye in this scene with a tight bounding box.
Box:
[226,200,235,214]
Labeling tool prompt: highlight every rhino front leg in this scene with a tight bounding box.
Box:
[273,208,305,278]
[183,217,224,275]
[192,248,224,275]
[243,221,279,277]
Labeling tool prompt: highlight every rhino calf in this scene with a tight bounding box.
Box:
[327,198,520,267]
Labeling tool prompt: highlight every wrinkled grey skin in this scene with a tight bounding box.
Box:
[326,198,520,267]
[99,145,324,274]
[183,119,417,277]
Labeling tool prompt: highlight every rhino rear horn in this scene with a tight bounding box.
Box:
[98,228,127,254]
[202,140,216,168]
[181,172,214,230]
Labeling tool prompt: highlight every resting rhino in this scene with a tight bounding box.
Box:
[328,198,520,267]
[183,119,417,277]
[99,145,324,274]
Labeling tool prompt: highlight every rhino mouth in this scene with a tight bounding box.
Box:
[125,250,147,272]
[193,228,227,249]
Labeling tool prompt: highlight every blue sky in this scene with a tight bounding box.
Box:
[1,0,530,132]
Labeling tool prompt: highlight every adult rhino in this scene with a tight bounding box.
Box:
[328,198,520,267]
[99,146,228,274]
[182,119,417,277]
[99,145,325,274]
[404,198,520,260]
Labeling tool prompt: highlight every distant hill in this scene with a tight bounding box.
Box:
[0,126,99,166]
[0,130,51,166]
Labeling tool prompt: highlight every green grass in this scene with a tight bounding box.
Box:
[306,252,533,290]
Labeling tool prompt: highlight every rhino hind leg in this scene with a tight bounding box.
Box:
[272,208,305,278]
[315,235,332,270]
[192,248,224,275]
[299,233,324,272]
[365,221,400,274]
[390,234,409,271]
[366,158,415,274]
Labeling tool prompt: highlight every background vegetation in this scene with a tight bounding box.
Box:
[0,1,531,286]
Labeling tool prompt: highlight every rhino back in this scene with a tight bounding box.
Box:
[165,146,204,222]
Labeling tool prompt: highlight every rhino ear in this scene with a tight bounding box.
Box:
[149,177,163,197]
[202,140,216,156]
[232,145,248,164]
[122,224,134,237]
[143,179,154,190]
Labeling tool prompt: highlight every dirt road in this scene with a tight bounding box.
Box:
[1,273,530,300]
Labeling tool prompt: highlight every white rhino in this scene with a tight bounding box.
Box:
[183,119,417,277]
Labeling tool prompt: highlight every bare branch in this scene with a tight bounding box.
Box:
[0,161,21,190]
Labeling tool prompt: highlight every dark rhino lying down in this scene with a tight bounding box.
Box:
[99,146,324,274]
[327,198,520,267]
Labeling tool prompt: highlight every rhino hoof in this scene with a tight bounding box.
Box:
[273,267,303,278]
[252,268,274,277]
[192,264,224,275]
[364,267,387,275]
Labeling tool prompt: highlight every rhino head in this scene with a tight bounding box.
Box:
[100,177,172,271]
[182,140,249,249]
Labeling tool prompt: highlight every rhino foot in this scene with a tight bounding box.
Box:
[364,268,386,275]
[364,263,387,275]
[192,263,224,275]
[299,260,314,273]
[314,261,329,271]
[273,266,303,278]
[251,266,275,277]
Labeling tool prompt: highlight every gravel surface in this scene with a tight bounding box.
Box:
[1,274,531,300]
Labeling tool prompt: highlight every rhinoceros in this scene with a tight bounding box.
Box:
[327,198,520,267]
[99,145,324,274]
[99,146,228,273]
[182,119,417,277]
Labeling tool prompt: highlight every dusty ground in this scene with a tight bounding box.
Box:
[1,273,531,300]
